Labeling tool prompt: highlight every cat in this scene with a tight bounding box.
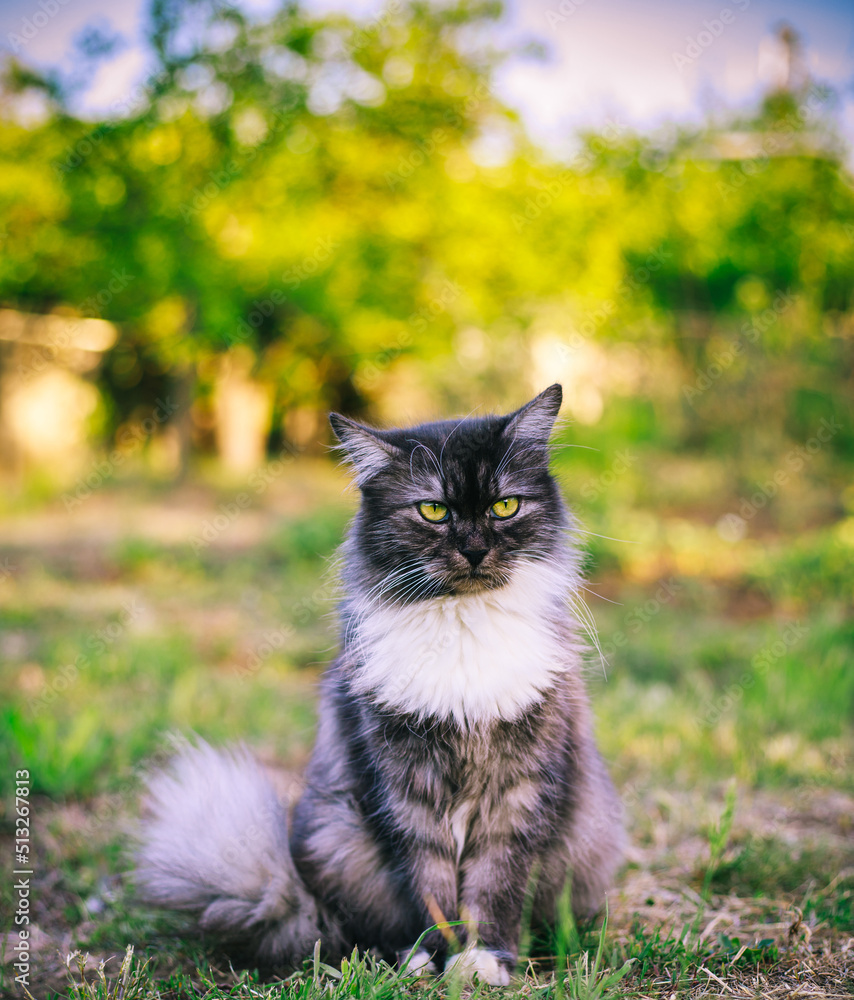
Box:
[135,384,624,985]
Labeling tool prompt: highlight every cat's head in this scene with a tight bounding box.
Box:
[330,384,569,599]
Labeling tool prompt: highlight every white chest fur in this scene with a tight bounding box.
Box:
[350,561,572,726]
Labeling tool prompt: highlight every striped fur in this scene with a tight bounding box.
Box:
[134,385,624,984]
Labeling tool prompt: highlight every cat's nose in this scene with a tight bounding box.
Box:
[460,546,489,567]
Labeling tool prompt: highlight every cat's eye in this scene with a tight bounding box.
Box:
[490,497,520,519]
[418,501,449,523]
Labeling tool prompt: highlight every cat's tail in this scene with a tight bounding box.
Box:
[134,740,323,964]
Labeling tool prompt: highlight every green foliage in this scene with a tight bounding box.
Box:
[619,921,779,984]
[710,834,854,927]
[553,896,633,1000]
[562,933,634,1000]
[2,703,116,798]
[0,625,318,798]
[271,508,350,563]
[701,781,737,902]
[47,946,150,1000]
[1,0,853,457]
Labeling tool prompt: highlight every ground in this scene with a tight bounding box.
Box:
[0,456,851,999]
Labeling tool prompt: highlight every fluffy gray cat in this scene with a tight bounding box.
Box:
[135,384,624,984]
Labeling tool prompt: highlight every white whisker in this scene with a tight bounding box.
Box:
[408,441,443,483]
[577,585,622,606]
[573,528,638,544]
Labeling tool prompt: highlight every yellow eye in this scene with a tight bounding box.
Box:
[491,497,519,519]
[418,501,449,523]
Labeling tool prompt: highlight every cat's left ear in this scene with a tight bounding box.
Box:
[504,383,563,446]
[329,413,402,486]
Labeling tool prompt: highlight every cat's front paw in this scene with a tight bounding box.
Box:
[398,946,439,976]
[445,947,513,986]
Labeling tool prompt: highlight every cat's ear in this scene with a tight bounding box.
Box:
[505,384,563,446]
[329,413,402,486]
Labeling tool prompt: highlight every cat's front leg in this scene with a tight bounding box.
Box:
[453,772,557,984]
[401,832,462,968]
[378,771,462,970]
[452,838,536,984]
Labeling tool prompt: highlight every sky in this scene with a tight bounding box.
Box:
[1,0,853,156]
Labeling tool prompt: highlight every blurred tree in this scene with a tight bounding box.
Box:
[0,7,851,469]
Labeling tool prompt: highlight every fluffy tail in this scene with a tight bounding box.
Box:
[134,740,322,963]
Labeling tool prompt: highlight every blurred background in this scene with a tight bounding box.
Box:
[0,0,852,990]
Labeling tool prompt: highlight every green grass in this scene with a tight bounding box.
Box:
[24,874,847,1000]
[709,834,854,930]
[0,467,852,999]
